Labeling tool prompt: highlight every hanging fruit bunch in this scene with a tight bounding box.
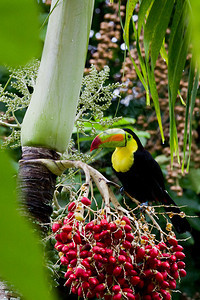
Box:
[49,160,187,300]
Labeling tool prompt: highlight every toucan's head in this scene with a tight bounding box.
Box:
[90,128,143,151]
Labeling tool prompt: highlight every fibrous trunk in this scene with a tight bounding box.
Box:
[19,147,59,229]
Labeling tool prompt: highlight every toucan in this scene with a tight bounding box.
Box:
[90,128,190,234]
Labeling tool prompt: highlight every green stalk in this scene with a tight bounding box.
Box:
[21,0,94,153]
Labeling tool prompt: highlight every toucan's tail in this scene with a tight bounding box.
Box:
[162,191,190,234]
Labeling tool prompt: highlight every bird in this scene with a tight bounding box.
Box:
[90,128,190,234]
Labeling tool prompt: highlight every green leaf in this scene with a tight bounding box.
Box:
[168,1,189,102]
[0,0,40,66]
[186,168,200,194]
[145,0,174,69]
[138,0,154,38]
[132,18,150,104]
[182,61,195,171]
[187,69,199,170]
[190,0,200,68]
[160,39,168,65]
[146,64,165,143]
[0,151,57,300]
[168,1,189,162]
[124,0,138,48]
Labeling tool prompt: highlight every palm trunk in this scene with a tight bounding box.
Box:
[19,0,94,228]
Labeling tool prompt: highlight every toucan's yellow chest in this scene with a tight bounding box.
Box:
[111,139,138,173]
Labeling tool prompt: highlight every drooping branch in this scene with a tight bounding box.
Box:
[20,158,168,237]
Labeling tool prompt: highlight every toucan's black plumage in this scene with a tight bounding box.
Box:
[91,128,190,234]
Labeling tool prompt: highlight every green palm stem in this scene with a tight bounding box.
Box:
[19,0,94,228]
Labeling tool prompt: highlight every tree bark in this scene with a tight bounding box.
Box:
[18,147,60,230]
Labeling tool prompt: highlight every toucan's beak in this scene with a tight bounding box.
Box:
[90,128,126,151]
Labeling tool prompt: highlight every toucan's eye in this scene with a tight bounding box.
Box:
[128,135,131,139]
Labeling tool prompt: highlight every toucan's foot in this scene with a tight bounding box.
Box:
[119,186,125,195]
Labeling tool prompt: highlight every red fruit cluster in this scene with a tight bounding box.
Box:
[52,200,186,300]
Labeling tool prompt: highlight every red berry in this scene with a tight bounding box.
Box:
[113,266,122,277]
[64,270,73,278]
[81,197,91,206]
[68,201,76,211]
[160,290,171,300]
[136,247,145,261]
[64,278,73,287]
[122,216,131,225]
[114,229,123,240]
[80,250,88,258]
[169,280,176,289]
[168,238,178,246]
[94,283,105,293]
[67,212,74,219]
[118,255,126,263]
[82,281,90,291]
[179,269,187,277]
[126,293,135,300]
[89,277,99,287]
[52,222,61,233]
[94,233,100,240]
[67,250,77,260]
[161,261,170,270]
[73,233,81,244]
[99,230,109,239]
[69,274,76,281]
[177,261,185,269]
[82,259,91,269]
[122,288,133,293]
[149,248,159,258]
[147,282,155,293]
[78,286,83,297]
[113,293,122,300]
[160,271,168,280]
[60,231,69,243]
[54,241,63,251]
[124,225,132,232]
[85,222,94,231]
[175,252,185,260]
[112,285,121,294]
[62,245,69,253]
[126,233,134,242]
[171,262,178,272]
[143,269,152,278]
[128,270,138,276]
[122,240,132,249]
[161,281,170,289]
[108,222,117,231]
[60,256,68,265]
[125,262,133,271]
[130,276,140,286]
[109,256,116,264]
[172,245,183,252]
[71,285,78,294]
[158,242,167,250]
[106,248,113,256]
[171,270,179,279]
[155,271,163,283]
[100,218,109,228]
[151,292,161,300]
[86,290,96,298]
[169,255,177,262]
[93,224,102,233]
